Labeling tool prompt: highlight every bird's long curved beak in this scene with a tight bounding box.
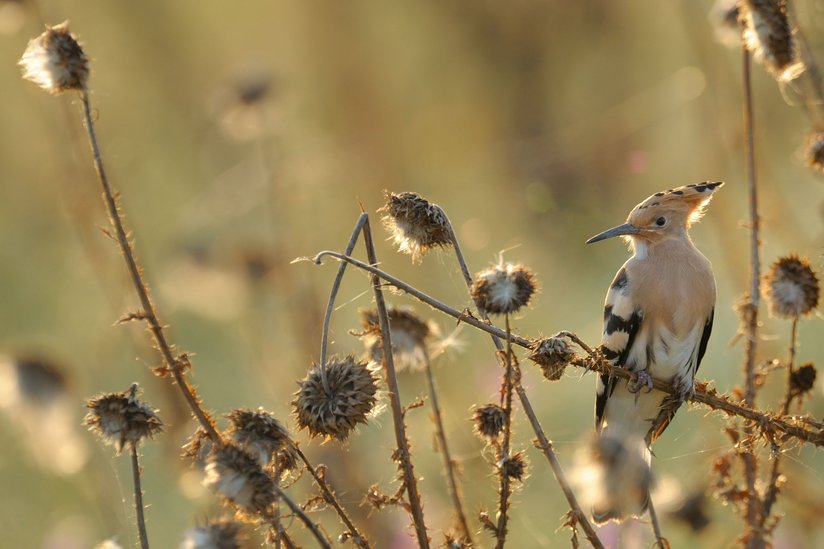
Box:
[586,222,641,244]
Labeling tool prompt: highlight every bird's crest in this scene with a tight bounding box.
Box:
[630,181,723,228]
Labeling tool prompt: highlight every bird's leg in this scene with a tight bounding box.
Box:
[628,370,654,394]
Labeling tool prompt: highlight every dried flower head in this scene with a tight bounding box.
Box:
[181,518,245,549]
[763,255,820,318]
[182,427,215,465]
[380,191,452,262]
[739,0,803,80]
[226,408,297,472]
[500,451,528,482]
[529,337,575,381]
[471,263,537,315]
[473,403,506,440]
[204,444,276,516]
[791,362,817,397]
[83,384,162,453]
[360,307,432,372]
[293,356,379,441]
[805,132,824,174]
[19,21,89,94]
[710,0,742,47]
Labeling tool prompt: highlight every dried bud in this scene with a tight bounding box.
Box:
[500,451,528,482]
[204,444,276,516]
[791,362,817,396]
[763,255,820,318]
[529,337,575,381]
[182,427,215,464]
[180,518,245,549]
[470,263,537,315]
[293,356,379,441]
[739,0,803,80]
[380,191,452,262]
[805,132,824,174]
[226,408,297,472]
[473,403,506,440]
[360,307,432,372]
[83,384,162,453]
[19,21,89,94]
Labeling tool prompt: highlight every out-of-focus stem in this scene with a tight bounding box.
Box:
[130,445,150,549]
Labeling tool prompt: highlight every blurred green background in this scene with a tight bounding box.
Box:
[2,0,824,547]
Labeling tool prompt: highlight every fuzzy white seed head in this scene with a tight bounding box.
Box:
[470,263,537,315]
[19,21,89,94]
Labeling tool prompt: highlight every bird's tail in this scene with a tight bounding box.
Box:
[589,431,652,524]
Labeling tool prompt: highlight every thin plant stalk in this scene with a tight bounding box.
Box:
[362,217,430,548]
[130,444,150,549]
[648,497,668,549]
[495,314,515,549]
[295,446,371,548]
[276,486,335,549]
[308,252,824,446]
[742,46,763,545]
[423,350,473,544]
[79,90,219,441]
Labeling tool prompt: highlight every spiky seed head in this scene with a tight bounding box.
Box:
[529,337,575,381]
[739,0,803,80]
[360,306,432,372]
[791,362,817,396]
[380,191,452,263]
[180,518,244,549]
[805,132,824,174]
[226,408,297,472]
[182,427,215,464]
[500,451,528,482]
[203,444,276,516]
[19,21,89,94]
[763,255,820,318]
[292,355,379,441]
[83,384,162,453]
[472,403,506,440]
[470,263,537,315]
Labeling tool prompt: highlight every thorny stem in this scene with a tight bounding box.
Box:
[79,91,220,442]
[762,317,800,519]
[362,217,430,548]
[308,252,824,448]
[130,445,150,549]
[276,485,335,549]
[495,315,515,549]
[742,46,762,546]
[319,212,368,390]
[423,350,473,544]
[294,446,371,548]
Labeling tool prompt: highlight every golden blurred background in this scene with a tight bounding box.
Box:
[2,0,824,547]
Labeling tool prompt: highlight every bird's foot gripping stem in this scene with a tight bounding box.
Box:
[628,369,654,394]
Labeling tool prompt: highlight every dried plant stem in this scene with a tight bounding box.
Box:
[276,485,334,549]
[362,217,430,548]
[495,315,515,549]
[423,351,472,544]
[647,496,667,549]
[294,446,371,548]
[742,46,763,546]
[79,91,220,441]
[309,252,824,448]
[130,444,150,549]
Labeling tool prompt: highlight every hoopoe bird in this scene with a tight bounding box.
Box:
[586,182,721,522]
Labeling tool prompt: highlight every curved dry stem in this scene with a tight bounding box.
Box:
[275,484,334,549]
[79,90,220,442]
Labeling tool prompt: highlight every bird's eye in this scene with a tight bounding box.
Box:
[655,216,666,226]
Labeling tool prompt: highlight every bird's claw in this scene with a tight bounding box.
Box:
[677,379,696,403]
[629,370,654,394]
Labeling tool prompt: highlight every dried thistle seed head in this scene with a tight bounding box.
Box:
[739,0,803,80]
[470,263,537,315]
[500,451,528,482]
[83,384,162,453]
[805,132,824,174]
[293,356,379,441]
[529,337,575,381]
[182,427,215,464]
[710,0,743,47]
[380,191,452,262]
[791,362,817,396]
[226,408,297,472]
[181,518,245,549]
[763,255,820,318]
[472,403,506,440]
[203,444,276,516]
[360,306,433,372]
[19,21,89,94]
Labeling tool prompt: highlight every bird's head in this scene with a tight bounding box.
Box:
[586,182,723,246]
